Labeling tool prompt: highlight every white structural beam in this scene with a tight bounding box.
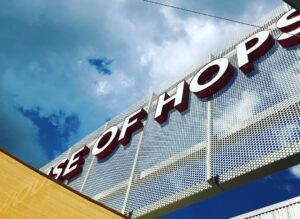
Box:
[121,93,156,214]
[93,179,129,201]
[206,54,214,182]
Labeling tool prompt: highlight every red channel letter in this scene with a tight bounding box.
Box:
[48,159,69,182]
[119,108,147,146]
[236,31,275,74]
[189,58,234,98]
[92,126,120,160]
[277,9,300,48]
[154,81,189,125]
[62,146,90,181]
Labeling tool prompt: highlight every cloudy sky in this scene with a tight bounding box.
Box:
[0,0,284,167]
[1,0,300,218]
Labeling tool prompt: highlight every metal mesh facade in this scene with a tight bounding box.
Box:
[41,4,300,218]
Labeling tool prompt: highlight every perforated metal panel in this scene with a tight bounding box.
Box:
[41,4,300,218]
[212,42,300,184]
[124,93,208,215]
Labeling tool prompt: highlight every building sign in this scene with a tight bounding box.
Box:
[48,9,300,183]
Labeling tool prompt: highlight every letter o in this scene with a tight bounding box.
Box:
[189,58,233,98]
[92,126,120,160]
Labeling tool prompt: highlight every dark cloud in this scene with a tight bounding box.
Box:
[88,58,113,75]
[0,95,48,168]
[20,108,80,160]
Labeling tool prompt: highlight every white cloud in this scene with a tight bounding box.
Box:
[140,7,244,90]
[96,80,113,96]
[289,165,300,178]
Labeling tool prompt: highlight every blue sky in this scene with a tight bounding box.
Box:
[1,0,300,218]
[161,168,300,218]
